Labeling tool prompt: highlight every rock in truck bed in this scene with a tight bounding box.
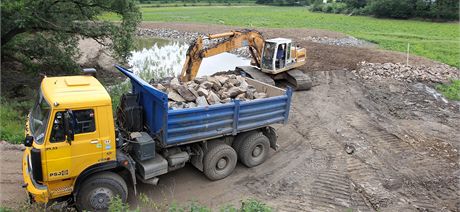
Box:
[151,74,269,110]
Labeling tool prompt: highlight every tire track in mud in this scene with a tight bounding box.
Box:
[343,111,459,211]
[288,70,459,211]
[274,70,374,211]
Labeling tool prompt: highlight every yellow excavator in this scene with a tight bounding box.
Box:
[179,30,312,90]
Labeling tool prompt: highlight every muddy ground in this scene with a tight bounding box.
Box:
[1,23,458,211]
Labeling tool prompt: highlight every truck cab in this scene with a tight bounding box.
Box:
[23,75,116,204]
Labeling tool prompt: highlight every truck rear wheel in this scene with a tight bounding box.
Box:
[76,172,128,211]
[203,143,237,181]
[232,132,253,160]
[239,132,270,168]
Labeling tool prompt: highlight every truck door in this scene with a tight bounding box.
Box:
[45,109,102,181]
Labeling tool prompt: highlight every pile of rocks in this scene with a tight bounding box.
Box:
[353,62,459,83]
[151,75,267,109]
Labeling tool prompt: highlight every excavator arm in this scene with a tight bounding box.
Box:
[180,30,265,82]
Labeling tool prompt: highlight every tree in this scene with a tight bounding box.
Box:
[343,0,367,8]
[367,0,413,19]
[1,0,141,73]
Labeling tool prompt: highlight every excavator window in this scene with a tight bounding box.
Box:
[275,44,286,69]
[262,42,276,70]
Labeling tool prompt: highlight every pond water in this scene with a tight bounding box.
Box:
[129,37,251,82]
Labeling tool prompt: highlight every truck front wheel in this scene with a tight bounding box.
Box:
[76,172,128,211]
[239,132,270,168]
[203,143,237,181]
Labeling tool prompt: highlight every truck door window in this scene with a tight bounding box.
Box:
[49,109,95,142]
[74,109,96,134]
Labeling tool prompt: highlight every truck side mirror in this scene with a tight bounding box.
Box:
[64,109,75,144]
[24,135,33,147]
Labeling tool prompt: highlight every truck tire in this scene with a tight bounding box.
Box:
[76,172,128,211]
[232,132,253,160]
[203,143,237,181]
[239,132,270,168]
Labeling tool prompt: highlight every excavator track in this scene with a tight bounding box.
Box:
[285,69,312,91]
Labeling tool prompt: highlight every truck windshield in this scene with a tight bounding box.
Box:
[30,91,50,144]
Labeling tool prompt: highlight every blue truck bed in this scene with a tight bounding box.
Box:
[115,65,292,147]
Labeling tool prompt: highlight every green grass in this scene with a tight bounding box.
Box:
[103,6,460,67]
[6,195,272,212]
[108,194,272,212]
[139,2,257,7]
[0,98,33,144]
[436,79,460,101]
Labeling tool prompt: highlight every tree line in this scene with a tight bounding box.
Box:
[256,0,459,21]
[138,0,252,4]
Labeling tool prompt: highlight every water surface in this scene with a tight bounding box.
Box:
[129,37,250,81]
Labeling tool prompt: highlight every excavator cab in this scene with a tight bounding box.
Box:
[260,38,305,74]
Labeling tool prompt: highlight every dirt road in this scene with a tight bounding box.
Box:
[1,24,458,211]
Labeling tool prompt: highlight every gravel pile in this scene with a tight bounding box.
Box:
[302,36,373,47]
[137,28,203,42]
[151,75,267,109]
[352,62,459,83]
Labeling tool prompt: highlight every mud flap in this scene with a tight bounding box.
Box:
[190,144,205,172]
[117,151,137,195]
[261,126,278,150]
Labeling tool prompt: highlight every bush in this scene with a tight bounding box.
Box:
[241,199,272,211]
[331,3,348,13]
[367,0,413,19]
[0,98,33,144]
[309,0,323,12]
[351,5,370,15]
[310,2,349,14]
[308,0,458,20]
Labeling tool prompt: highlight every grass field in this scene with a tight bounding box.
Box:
[103,6,460,67]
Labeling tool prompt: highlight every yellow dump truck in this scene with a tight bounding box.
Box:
[22,67,293,210]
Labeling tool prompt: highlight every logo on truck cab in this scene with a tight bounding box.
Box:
[49,170,69,177]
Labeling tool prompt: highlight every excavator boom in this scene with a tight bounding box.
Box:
[180,30,265,82]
